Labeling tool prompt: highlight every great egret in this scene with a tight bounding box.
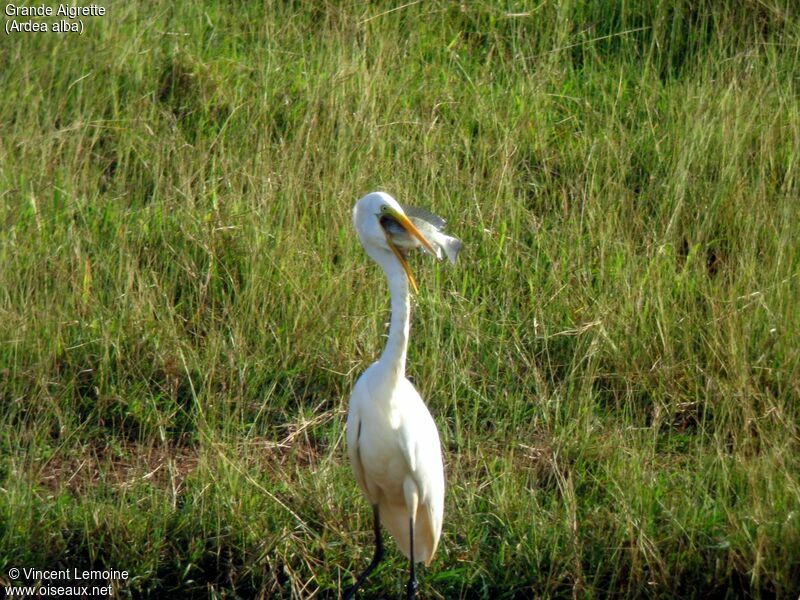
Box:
[345,192,461,599]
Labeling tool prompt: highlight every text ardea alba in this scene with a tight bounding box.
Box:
[344,192,461,599]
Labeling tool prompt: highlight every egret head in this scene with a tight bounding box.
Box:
[353,192,437,292]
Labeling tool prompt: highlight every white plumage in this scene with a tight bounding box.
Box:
[347,365,444,564]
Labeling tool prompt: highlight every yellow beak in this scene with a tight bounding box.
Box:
[385,208,437,294]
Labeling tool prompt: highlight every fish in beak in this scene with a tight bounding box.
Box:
[383,204,463,264]
[381,207,438,293]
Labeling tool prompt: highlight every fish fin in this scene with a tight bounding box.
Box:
[403,204,447,230]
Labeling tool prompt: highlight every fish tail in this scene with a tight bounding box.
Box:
[441,234,462,264]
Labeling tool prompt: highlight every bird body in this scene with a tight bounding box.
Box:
[347,363,444,564]
[344,191,459,599]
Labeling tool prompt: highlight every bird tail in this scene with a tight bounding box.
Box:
[380,499,439,564]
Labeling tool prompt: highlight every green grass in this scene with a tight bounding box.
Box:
[1,1,799,597]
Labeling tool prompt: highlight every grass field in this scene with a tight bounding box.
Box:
[1,1,799,597]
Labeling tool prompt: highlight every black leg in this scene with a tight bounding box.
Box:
[406,517,418,600]
[344,504,383,600]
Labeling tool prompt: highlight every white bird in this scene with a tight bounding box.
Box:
[344,192,461,599]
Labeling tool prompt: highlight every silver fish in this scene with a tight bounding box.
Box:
[381,204,462,264]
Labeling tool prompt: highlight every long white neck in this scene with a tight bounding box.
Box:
[368,247,411,381]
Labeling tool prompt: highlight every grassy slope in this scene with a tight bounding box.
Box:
[1,1,799,597]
